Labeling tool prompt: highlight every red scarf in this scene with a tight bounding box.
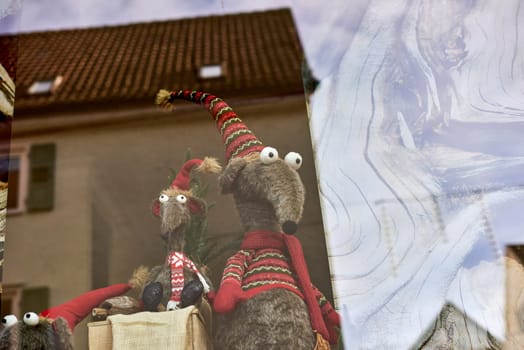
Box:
[167,251,209,305]
[241,230,331,343]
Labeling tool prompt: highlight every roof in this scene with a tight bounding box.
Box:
[0,8,306,114]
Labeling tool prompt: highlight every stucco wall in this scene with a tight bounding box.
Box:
[4,144,94,348]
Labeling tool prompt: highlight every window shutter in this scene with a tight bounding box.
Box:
[26,143,55,211]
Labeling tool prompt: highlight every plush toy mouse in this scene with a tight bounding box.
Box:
[157,90,340,350]
[140,157,221,312]
[0,283,131,350]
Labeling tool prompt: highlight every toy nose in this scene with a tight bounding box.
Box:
[282,221,297,235]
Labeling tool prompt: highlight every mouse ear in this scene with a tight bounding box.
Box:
[218,157,247,194]
[152,199,160,217]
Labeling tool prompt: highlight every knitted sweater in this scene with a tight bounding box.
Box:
[220,247,304,299]
[213,230,340,344]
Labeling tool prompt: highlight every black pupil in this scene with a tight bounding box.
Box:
[269,152,274,157]
[2,319,6,324]
[296,159,300,164]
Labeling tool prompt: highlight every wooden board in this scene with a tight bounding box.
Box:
[310,0,524,348]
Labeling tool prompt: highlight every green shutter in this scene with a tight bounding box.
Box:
[27,143,56,211]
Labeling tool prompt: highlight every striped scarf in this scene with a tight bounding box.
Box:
[167,251,209,306]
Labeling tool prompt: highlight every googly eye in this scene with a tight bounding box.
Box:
[176,194,187,204]
[2,315,18,328]
[285,152,302,170]
[260,147,279,164]
[23,312,39,326]
[159,194,169,203]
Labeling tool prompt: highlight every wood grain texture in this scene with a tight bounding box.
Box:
[415,303,502,350]
[310,0,524,348]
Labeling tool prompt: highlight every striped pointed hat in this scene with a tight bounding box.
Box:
[156,90,264,162]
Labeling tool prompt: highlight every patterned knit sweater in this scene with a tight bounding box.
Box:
[213,230,340,344]
[222,247,304,299]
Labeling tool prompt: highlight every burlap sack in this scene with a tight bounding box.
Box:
[88,301,212,350]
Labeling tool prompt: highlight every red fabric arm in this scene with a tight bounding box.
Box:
[213,250,249,313]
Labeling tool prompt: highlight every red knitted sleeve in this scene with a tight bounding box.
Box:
[213,250,250,313]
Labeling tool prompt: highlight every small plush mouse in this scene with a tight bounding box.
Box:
[0,283,131,350]
[140,157,220,312]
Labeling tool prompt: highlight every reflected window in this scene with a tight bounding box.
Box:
[27,76,63,95]
[0,144,29,214]
[198,64,224,79]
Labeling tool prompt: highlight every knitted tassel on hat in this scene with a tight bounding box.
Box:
[156,90,264,162]
[170,157,221,191]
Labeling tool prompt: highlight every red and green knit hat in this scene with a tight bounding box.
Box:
[170,158,222,191]
[152,157,221,216]
[156,90,264,162]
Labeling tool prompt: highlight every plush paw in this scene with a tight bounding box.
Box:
[180,279,204,308]
[142,282,163,312]
[94,296,142,319]
[166,300,179,311]
[213,282,245,313]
